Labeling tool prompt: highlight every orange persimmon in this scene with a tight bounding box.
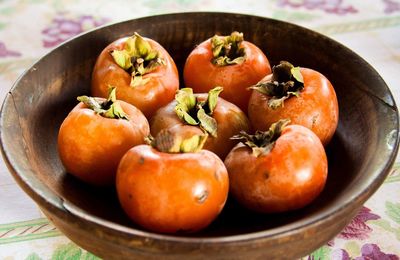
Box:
[225,120,328,213]
[150,87,250,159]
[116,130,229,233]
[92,32,179,119]
[58,88,149,186]
[183,32,271,113]
[248,61,338,145]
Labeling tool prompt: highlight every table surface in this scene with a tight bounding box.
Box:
[0,0,399,259]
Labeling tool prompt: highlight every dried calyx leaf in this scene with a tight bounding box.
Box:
[77,87,128,120]
[148,130,208,153]
[174,87,223,137]
[232,119,290,157]
[211,31,246,66]
[251,61,304,109]
[110,32,165,87]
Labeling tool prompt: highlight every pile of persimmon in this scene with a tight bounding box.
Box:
[58,31,338,234]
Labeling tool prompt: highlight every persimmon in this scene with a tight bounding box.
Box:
[183,31,271,113]
[224,120,328,213]
[58,88,150,186]
[116,130,229,233]
[248,61,338,145]
[150,87,250,159]
[91,32,179,119]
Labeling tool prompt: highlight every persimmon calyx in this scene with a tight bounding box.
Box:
[232,119,290,157]
[174,87,223,137]
[251,61,304,109]
[147,129,208,153]
[77,87,128,120]
[211,31,246,66]
[110,32,165,87]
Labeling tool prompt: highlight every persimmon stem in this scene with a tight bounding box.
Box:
[147,130,208,153]
[174,87,223,138]
[77,87,128,120]
[211,31,246,66]
[250,61,304,109]
[231,119,290,157]
[110,32,165,87]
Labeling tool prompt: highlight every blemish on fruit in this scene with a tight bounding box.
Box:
[138,156,145,165]
[311,114,319,129]
[196,190,209,204]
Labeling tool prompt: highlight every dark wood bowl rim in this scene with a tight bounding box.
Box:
[1,12,399,245]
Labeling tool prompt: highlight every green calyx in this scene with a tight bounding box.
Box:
[77,87,128,120]
[147,130,208,153]
[174,86,223,137]
[110,32,165,87]
[232,119,290,157]
[251,61,304,109]
[211,31,246,66]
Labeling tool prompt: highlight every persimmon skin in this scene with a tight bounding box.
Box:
[248,68,339,146]
[58,100,150,186]
[183,39,271,113]
[116,145,229,233]
[224,125,327,213]
[91,37,179,119]
[150,94,250,159]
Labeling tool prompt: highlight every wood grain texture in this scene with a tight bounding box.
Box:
[0,12,399,259]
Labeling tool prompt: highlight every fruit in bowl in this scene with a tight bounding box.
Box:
[248,61,338,146]
[150,87,250,160]
[183,31,271,113]
[58,88,149,186]
[225,120,328,213]
[116,130,229,234]
[92,32,179,119]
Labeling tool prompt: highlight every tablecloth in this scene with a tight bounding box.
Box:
[0,0,399,259]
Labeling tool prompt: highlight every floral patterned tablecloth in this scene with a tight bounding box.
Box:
[0,0,399,259]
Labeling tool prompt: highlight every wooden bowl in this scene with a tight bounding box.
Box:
[1,12,399,259]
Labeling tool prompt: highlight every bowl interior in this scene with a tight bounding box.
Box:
[1,13,398,239]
